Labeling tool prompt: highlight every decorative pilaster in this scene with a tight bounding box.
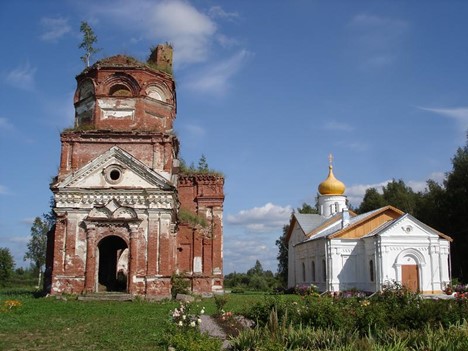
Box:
[84,223,96,292]
[128,224,139,294]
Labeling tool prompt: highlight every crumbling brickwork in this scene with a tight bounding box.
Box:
[45,45,224,297]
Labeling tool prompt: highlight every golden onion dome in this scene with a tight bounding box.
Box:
[318,164,346,195]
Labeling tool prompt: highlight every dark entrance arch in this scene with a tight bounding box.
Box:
[98,236,128,292]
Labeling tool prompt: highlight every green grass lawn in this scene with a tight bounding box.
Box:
[0,289,179,351]
[0,288,284,351]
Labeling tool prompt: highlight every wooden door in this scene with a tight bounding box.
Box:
[402,265,419,292]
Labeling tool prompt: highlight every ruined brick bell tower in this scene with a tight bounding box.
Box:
[46,45,224,297]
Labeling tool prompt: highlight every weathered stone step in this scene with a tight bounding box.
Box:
[78,293,134,302]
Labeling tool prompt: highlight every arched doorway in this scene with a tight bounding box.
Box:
[394,249,425,293]
[98,236,128,292]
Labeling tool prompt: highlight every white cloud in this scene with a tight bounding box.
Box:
[323,121,354,132]
[40,16,71,42]
[89,0,221,65]
[348,13,408,68]
[334,139,368,152]
[366,54,395,67]
[87,0,245,67]
[5,62,36,90]
[86,1,247,92]
[150,1,216,64]
[0,185,8,195]
[407,172,445,192]
[351,14,408,31]
[226,202,292,233]
[183,50,251,95]
[0,117,14,131]
[181,124,206,138]
[346,180,390,207]
[215,33,239,48]
[208,6,239,21]
[419,107,468,134]
[223,233,278,273]
[20,218,36,226]
[8,236,29,244]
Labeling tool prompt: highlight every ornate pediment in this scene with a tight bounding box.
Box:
[55,146,174,191]
[88,199,138,220]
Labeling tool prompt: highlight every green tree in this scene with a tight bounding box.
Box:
[357,188,385,213]
[197,154,209,172]
[442,139,468,280]
[414,179,447,230]
[0,247,15,286]
[382,179,418,214]
[276,203,317,287]
[357,180,419,214]
[79,21,100,67]
[24,216,50,287]
[247,260,264,276]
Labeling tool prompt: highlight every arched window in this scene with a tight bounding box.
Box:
[302,262,306,282]
[109,84,132,97]
[369,260,374,282]
[334,202,339,213]
[311,261,316,282]
[146,86,166,101]
[322,259,326,281]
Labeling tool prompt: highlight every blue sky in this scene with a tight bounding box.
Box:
[1,0,467,274]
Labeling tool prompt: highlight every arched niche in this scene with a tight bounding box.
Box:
[102,73,140,97]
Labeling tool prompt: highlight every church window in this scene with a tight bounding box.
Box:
[146,86,166,102]
[311,261,316,282]
[104,165,124,184]
[334,202,339,213]
[109,84,132,97]
[322,259,326,281]
[302,262,306,282]
[369,260,374,282]
[110,169,121,181]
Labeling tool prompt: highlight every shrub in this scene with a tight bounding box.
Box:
[213,294,228,315]
[158,324,221,351]
[295,283,319,296]
[171,273,190,299]
[244,295,298,326]
[231,287,245,294]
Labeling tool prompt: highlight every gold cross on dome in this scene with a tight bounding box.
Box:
[328,153,334,166]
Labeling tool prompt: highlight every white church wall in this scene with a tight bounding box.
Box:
[379,217,451,293]
[329,239,367,292]
[288,223,304,288]
[290,238,327,290]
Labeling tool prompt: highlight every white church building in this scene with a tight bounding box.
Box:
[287,161,452,294]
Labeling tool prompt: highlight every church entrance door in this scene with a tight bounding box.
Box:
[98,236,128,292]
[402,264,419,293]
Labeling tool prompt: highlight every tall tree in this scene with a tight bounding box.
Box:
[357,188,385,213]
[0,247,15,286]
[24,216,50,287]
[79,21,100,67]
[414,179,447,230]
[382,179,418,214]
[276,203,317,287]
[357,180,419,214]
[443,139,468,280]
[247,260,264,276]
